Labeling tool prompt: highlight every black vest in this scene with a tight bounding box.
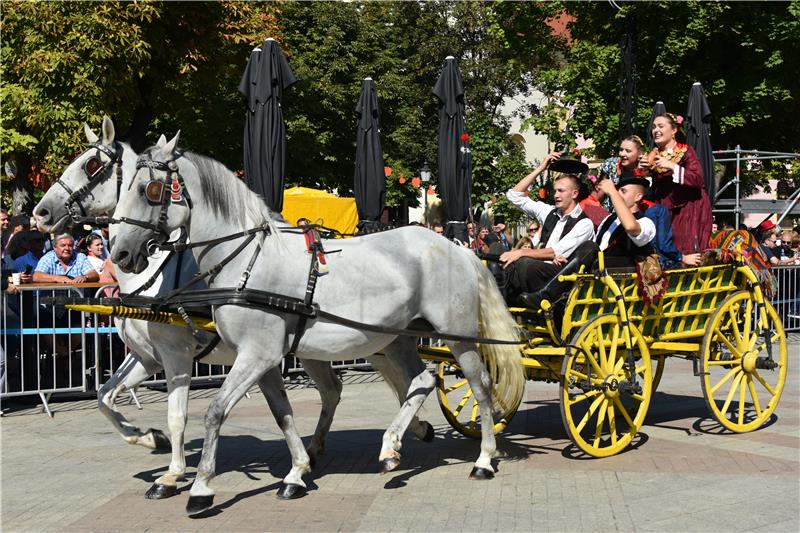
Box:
[595,211,655,259]
[538,207,588,250]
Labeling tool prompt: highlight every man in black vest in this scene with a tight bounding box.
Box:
[519,175,657,308]
[500,152,594,304]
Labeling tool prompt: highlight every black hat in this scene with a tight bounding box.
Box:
[616,176,650,190]
[549,154,589,175]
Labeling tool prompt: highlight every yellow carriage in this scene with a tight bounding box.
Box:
[424,259,789,457]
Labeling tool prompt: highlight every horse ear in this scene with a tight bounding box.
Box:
[84,122,99,144]
[155,134,167,148]
[101,115,116,146]
[161,130,181,156]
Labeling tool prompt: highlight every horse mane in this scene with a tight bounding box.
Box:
[179,150,281,232]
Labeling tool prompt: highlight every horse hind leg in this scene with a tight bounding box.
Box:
[449,342,497,480]
[299,359,342,466]
[97,353,168,450]
[369,354,435,443]
[377,337,436,474]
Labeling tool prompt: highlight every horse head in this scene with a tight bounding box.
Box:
[112,131,192,274]
[33,115,135,233]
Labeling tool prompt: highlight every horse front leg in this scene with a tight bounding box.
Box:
[258,368,312,499]
[186,344,282,516]
[145,351,194,500]
[449,342,497,479]
[97,352,169,450]
[299,359,342,465]
[377,338,435,474]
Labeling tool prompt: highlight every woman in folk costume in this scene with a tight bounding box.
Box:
[603,135,703,268]
[647,113,713,255]
[599,135,651,185]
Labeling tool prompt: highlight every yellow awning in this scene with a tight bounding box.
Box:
[281,186,358,234]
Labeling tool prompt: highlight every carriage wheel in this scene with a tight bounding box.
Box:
[435,361,519,439]
[560,314,652,457]
[700,291,788,432]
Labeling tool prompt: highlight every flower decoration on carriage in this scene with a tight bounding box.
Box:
[398,174,406,185]
[411,176,421,188]
[460,132,469,143]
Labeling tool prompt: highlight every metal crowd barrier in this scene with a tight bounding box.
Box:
[773,264,800,332]
[4,266,796,414]
[1,284,371,414]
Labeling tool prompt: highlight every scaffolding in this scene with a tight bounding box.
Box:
[712,146,800,228]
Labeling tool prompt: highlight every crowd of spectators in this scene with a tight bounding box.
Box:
[2,208,119,391]
[2,210,111,289]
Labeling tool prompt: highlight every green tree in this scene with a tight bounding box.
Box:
[1,0,277,213]
[505,1,800,162]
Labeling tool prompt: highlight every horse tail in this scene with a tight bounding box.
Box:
[471,256,525,416]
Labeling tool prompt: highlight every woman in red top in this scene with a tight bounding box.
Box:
[648,113,712,255]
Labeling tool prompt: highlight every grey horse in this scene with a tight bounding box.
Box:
[32,117,435,500]
[110,132,525,516]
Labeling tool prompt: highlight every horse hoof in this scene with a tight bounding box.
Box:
[186,495,214,516]
[146,428,171,451]
[145,483,177,500]
[469,466,494,480]
[277,483,307,500]
[379,457,401,474]
[421,422,435,443]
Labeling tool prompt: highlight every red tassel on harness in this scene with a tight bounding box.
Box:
[303,229,328,274]
[170,175,182,203]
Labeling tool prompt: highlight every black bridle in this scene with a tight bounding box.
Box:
[110,149,194,247]
[54,141,124,224]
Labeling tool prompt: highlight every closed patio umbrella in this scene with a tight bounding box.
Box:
[685,82,716,200]
[238,38,296,212]
[353,78,386,234]
[433,56,471,244]
[645,100,667,149]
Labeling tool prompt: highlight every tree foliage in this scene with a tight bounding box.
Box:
[503,1,800,161]
[1,0,556,218]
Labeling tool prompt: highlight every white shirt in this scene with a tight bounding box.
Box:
[506,190,594,259]
[595,214,656,251]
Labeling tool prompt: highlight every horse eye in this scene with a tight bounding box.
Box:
[85,157,103,177]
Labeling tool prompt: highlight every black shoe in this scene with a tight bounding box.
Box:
[518,292,543,310]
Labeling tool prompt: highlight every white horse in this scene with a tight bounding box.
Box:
[111,132,525,516]
[32,117,436,501]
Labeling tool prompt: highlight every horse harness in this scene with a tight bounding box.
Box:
[106,148,525,348]
[54,141,124,225]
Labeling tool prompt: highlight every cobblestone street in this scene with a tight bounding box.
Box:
[2,343,798,532]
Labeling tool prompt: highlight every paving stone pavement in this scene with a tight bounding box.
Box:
[1,341,798,532]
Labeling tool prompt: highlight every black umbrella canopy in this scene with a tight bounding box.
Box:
[645,101,667,149]
[353,78,386,234]
[238,38,296,213]
[433,56,471,244]
[685,82,715,200]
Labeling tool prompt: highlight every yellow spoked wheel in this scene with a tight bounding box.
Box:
[560,314,652,457]
[435,361,519,439]
[700,291,788,432]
